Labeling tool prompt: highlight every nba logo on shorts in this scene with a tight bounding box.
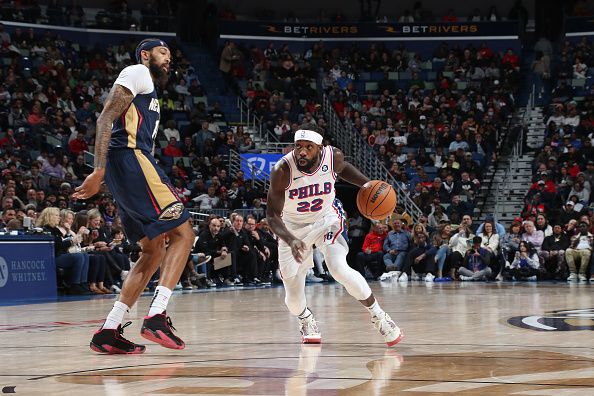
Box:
[0,256,8,288]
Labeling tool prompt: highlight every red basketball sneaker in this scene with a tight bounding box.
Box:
[140,312,185,349]
[90,322,146,354]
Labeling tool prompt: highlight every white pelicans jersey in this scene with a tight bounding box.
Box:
[281,145,338,225]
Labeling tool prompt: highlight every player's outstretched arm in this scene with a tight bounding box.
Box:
[332,147,370,188]
[73,85,134,199]
[266,160,306,262]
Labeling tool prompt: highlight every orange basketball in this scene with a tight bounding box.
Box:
[356,180,397,220]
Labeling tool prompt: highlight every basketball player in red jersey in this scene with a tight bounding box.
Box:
[266,126,403,346]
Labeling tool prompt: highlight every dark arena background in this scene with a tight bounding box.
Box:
[0,0,593,394]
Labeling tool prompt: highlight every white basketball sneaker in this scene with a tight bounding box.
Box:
[372,312,404,347]
[299,315,321,344]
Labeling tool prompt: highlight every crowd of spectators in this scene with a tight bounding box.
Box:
[0,25,280,294]
[0,0,178,32]
[323,41,517,219]
[1,9,592,296]
[223,2,529,25]
[510,35,594,283]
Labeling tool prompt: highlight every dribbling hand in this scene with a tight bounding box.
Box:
[289,239,306,263]
[73,169,104,199]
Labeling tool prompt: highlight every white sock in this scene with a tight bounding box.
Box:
[103,301,129,330]
[298,307,313,320]
[366,300,384,319]
[148,286,172,317]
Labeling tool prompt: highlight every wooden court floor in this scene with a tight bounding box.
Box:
[1,282,594,395]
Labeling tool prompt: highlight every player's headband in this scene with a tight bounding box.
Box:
[294,129,323,145]
[135,39,169,62]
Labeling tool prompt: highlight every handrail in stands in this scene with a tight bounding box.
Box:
[321,94,423,223]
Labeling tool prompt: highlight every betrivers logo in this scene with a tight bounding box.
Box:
[0,256,8,288]
[508,308,594,331]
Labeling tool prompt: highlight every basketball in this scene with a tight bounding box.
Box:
[356,180,397,220]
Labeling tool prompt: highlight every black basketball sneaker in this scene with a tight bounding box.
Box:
[140,312,185,349]
[90,321,146,354]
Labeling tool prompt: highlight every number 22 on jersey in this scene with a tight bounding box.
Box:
[296,198,324,212]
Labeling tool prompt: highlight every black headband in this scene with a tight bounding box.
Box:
[135,39,169,62]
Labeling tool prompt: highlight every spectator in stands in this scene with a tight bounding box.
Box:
[502,48,520,71]
[568,182,590,205]
[163,137,183,157]
[193,217,227,287]
[447,194,469,224]
[192,121,215,156]
[0,208,16,229]
[459,236,492,281]
[192,186,219,210]
[85,208,129,287]
[400,231,437,282]
[522,220,544,251]
[448,222,474,278]
[532,51,551,80]
[573,57,588,79]
[68,131,89,156]
[163,120,180,142]
[431,223,453,280]
[380,218,410,280]
[565,221,593,282]
[559,200,579,225]
[257,218,279,282]
[507,241,540,281]
[535,213,553,237]
[355,222,387,279]
[219,41,241,93]
[428,205,449,229]
[442,8,458,22]
[478,221,499,258]
[58,209,111,294]
[243,215,270,284]
[37,207,89,294]
[539,224,570,280]
[221,214,258,285]
[41,153,66,179]
[487,6,500,21]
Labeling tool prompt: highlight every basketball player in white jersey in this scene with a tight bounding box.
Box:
[267,127,403,346]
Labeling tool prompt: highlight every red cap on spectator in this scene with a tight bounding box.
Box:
[513,216,523,223]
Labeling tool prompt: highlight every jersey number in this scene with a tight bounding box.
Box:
[297,198,323,213]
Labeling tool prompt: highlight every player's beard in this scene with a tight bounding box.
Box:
[296,156,319,173]
[148,55,168,82]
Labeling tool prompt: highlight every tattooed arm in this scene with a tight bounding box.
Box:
[73,84,134,199]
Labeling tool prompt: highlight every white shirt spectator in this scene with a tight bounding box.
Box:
[563,114,580,127]
[192,194,220,210]
[164,126,180,142]
[546,114,565,126]
[573,61,587,79]
[576,234,593,250]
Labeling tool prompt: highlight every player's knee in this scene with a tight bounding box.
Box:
[168,220,194,243]
[140,237,166,260]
